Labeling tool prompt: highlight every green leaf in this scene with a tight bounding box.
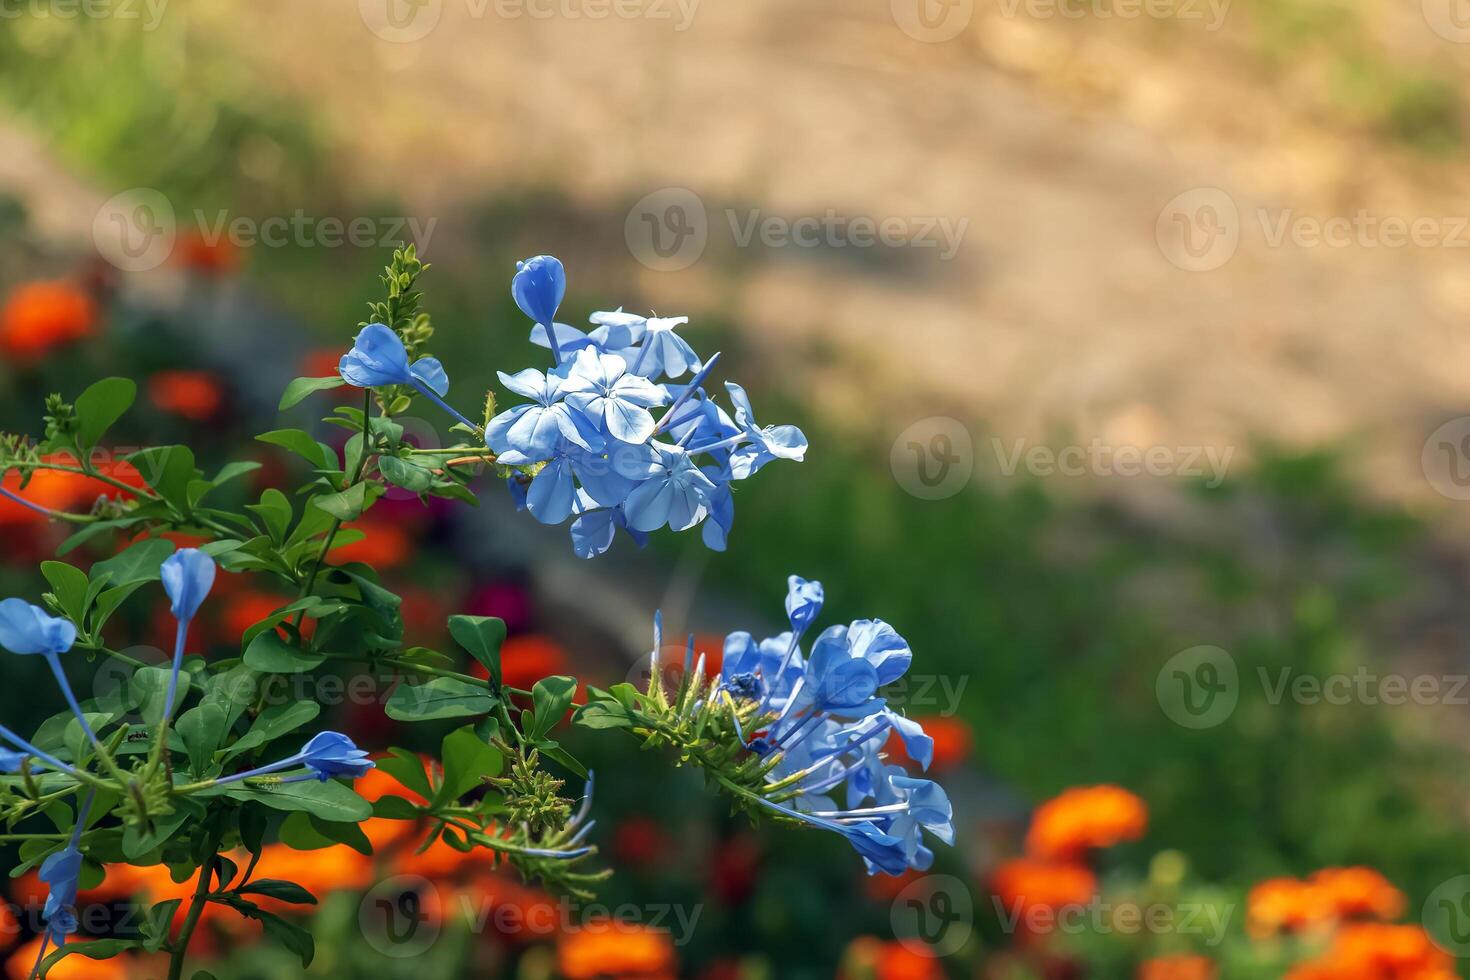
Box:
[385,677,496,722]
[279,375,346,410]
[278,811,371,855]
[176,703,229,778]
[237,878,319,905]
[530,675,577,741]
[313,481,371,521]
[40,561,90,625]
[246,488,294,543]
[74,377,136,452]
[378,455,436,492]
[256,429,335,471]
[434,725,503,807]
[91,537,175,589]
[223,700,320,760]
[448,615,505,688]
[40,938,140,971]
[222,779,372,823]
[126,445,199,507]
[211,460,263,488]
[92,580,149,635]
[243,631,325,672]
[131,666,188,726]
[123,799,200,858]
[142,899,182,951]
[257,908,316,967]
[376,748,431,798]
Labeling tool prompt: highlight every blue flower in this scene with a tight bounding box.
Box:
[512,255,567,329]
[0,748,30,772]
[486,368,602,459]
[0,600,102,751]
[215,730,374,786]
[622,443,718,533]
[0,598,75,656]
[162,549,216,624]
[803,625,885,718]
[298,731,375,780]
[39,846,82,941]
[339,324,477,431]
[339,324,437,390]
[560,349,669,444]
[159,549,216,725]
[705,577,950,875]
[725,382,808,479]
[627,316,699,379]
[784,576,824,633]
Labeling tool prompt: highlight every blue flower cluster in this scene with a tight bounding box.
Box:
[717,576,953,875]
[336,254,807,558]
[0,550,372,953]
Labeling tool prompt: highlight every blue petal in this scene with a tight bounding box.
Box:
[604,397,656,444]
[0,599,74,656]
[338,324,412,388]
[161,549,216,623]
[623,478,676,532]
[569,510,616,559]
[409,357,450,397]
[526,457,576,525]
[785,576,825,632]
[512,255,567,326]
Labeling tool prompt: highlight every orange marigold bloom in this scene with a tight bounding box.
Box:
[1309,867,1406,922]
[1138,954,1217,980]
[1287,923,1455,979]
[558,925,676,980]
[0,281,95,359]
[147,370,223,421]
[991,858,1097,943]
[1247,877,1335,937]
[843,936,945,980]
[332,519,414,569]
[1024,785,1148,860]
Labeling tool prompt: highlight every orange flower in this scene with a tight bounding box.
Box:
[885,715,971,772]
[332,519,413,569]
[990,858,1097,943]
[5,936,132,979]
[1310,867,1406,922]
[1024,785,1148,860]
[1138,954,1216,980]
[1287,923,1455,979]
[1248,869,1406,938]
[147,370,223,421]
[173,230,239,275]
[0,281,95,359]
[1248,877,1335,937]
[843,936,944,980]
[558,925,676,980]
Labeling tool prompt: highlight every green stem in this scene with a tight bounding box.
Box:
[291,390,373,629]
[168,826,224,980]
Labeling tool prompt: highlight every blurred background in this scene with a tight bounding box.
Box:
[2,1,1470,977]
